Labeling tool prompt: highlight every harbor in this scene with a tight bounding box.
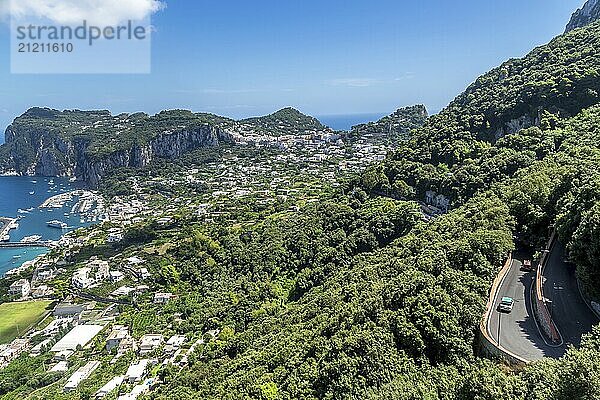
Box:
[0,177,98,276]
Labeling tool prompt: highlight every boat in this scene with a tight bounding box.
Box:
[31,180,37,184]
[12,255,21,259]
[29,191,35,195]
[17,208,30,214]
[46,220,68,229]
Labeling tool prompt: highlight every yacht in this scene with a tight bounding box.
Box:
[47,220,67,229]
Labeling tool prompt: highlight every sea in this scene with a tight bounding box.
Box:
[317,113,387,131]
[0,177,88,276]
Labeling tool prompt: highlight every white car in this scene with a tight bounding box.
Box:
[499,297,515,313]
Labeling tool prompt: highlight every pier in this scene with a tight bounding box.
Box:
[0,242,53,248]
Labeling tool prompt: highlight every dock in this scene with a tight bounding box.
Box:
[0,242,53,248]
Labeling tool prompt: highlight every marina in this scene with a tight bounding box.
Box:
[0,177,96,276]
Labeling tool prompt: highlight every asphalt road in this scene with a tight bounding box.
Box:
[489,255,564,360]
[544,241,599,347]
[488,243,599,361]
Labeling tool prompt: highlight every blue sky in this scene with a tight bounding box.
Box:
[0,0,586,135]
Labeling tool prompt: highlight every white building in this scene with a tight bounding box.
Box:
[64,360,101,392]
[90,259,110,282]
[110,271,125,283]
[96,375,124,398]
[51,325,104,353]
[72,268,93,289]
[9,279,31,298]
[153,293,175,304]
[106,326,130,352]
[50,361,69,373]
[164,335,186,355]
[107,231,124,243]
[125,359,149,383]
[0,339,29,366]
[138,334,163,355]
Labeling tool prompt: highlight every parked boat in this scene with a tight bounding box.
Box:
[47,220,67,229]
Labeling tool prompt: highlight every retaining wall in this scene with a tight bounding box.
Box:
[532,230,561,344]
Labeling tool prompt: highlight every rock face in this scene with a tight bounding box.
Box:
[566,0,600,32]
[74,127,231,187]
[0,109,233,187]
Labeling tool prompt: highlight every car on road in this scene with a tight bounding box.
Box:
[521,260,533,271]
[498,297,515,313]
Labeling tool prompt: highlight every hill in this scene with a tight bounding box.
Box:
[351,105,429,137]
[360,20,600,205]
[236,107,334,137]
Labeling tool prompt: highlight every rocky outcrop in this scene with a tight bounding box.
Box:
[566,0,600,32]
[492,114,540,140]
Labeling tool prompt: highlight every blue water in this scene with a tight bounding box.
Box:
[317,113,387,131]
[0,177,88,275]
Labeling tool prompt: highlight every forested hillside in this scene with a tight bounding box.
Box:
[360,21,600,205]
[145,105,600,399]
[145,20,600,399]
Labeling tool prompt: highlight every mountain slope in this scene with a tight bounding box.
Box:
[237,107,334,137]
[363,20,600,205]
[0,108,233,186]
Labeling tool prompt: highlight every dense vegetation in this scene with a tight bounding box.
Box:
[146,21,600,399]
[238,107,333,137]
[351,105,429,137]
[2,11,600,400]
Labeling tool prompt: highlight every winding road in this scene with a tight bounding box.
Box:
[487,242,599,361]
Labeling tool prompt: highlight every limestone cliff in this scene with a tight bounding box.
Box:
[0,108,233,186]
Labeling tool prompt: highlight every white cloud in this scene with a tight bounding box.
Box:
[1,0,165,25]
